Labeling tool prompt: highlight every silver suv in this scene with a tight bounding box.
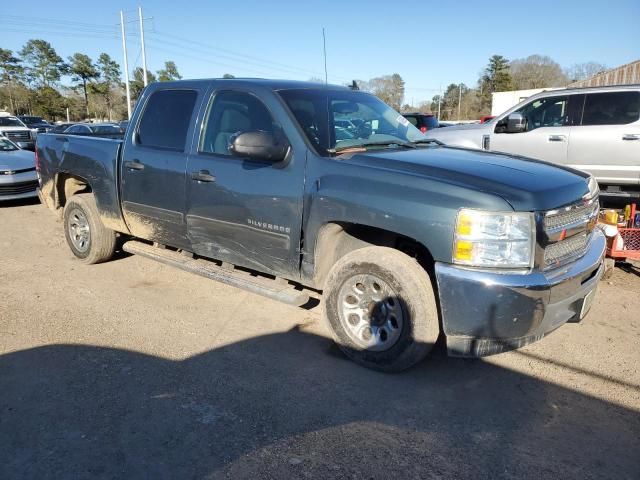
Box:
[427,85,640,195]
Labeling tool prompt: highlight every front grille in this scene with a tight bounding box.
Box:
[541,195,599,269]
[5,130,31,141]
[544,200,598,230]
[544,232,589,265]
[0,180,38,196]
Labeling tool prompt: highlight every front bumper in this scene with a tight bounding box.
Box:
[0,169,39,201]
[435,229,606,357]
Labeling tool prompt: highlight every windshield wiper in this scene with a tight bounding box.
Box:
[411,138,444,146]
[331,140,416,154]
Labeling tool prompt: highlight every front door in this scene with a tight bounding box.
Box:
[185,89,306,278]
[491,94,582,166]
[121,88,201,249]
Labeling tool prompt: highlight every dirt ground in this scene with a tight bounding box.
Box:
[1,199,639,480]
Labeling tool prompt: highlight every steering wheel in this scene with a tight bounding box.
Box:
[354,123,372,139]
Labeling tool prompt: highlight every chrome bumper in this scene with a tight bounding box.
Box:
[435,228,606,357]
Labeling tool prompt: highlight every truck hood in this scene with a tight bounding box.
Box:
[344,146,591,211]
[0,149,36,171]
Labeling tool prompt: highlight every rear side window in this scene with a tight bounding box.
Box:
[137,89,197,150]
[581,92,640,126]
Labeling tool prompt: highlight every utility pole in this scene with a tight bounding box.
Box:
[457,83,462,120]
[139,6,148,87]
[120,10,132,119]
[437,85,441,119]
[322,28,328,84]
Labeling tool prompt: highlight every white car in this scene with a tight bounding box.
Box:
[427,85,640,197]
[0,112,35,150]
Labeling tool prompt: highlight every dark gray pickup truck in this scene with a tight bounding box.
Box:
[37,79,605,371]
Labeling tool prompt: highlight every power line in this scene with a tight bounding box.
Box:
[1,13,443,95]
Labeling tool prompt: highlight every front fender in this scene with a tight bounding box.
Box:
[302,163,512,281]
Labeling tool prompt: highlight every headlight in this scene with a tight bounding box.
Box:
[453,209,535,269]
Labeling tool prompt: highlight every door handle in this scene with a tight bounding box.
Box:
[124,159,145,170]
[191,169,216,182]
[622,134,640,141]
[548,135,566,142]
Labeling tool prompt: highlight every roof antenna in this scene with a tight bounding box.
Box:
[322,28,328,85]
[349,80,359,90]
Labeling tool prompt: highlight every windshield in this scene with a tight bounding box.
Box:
[0,138,18,151]
[278,89,427,155]
[0,116,26,127]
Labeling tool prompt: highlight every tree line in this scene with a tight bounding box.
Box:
[1,38,608,123]
[0,39,183,122]
[419,54,607,120]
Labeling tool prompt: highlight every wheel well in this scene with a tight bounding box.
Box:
[56,173,92,209]
[312,222,435,288]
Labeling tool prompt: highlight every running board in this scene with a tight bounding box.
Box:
[122,241,310,306]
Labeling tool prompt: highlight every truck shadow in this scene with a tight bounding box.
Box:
[1,328,638,479]
[0,197,41,208]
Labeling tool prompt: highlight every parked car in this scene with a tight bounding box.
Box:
[479,115,495,124]
[0,137,38,201]
[402,113,439,133]
[0,112,35,150]
[427,85,640,198]
[18,115,53,133]
[37,79,604,371]
[64,123,124,138]
[49,122,76,134]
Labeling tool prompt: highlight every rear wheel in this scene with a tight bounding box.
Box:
[322,246,439,372]
[63,194,116,264]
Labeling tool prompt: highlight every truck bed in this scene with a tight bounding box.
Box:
[36,134,129,233]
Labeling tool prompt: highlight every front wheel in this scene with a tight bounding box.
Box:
[63,194,117,264]
[322,247,440,372]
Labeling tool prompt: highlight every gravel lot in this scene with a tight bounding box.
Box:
[1,199,639,479]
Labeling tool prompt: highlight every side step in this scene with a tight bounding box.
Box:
[123,241,310,306]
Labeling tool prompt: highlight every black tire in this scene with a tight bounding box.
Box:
[322,246,439,372]
[63,194,117,264]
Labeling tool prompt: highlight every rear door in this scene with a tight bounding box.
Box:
[490,94,581,165]
[185,88,306,278]
[121,88,201,249]
[567,90,640,185]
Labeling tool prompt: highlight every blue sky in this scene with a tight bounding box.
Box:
[2,0,639,103]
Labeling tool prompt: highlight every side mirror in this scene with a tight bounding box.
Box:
[506,113,526,133]
[229,130,289,162]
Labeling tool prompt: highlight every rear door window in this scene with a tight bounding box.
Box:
[137,89,197,150]
[581,91,640,126]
